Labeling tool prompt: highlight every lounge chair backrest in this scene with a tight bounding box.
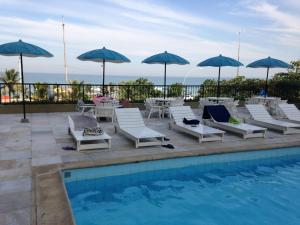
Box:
[246,104,273,121]
[115,108,145,128]
[278,104,300,121]
[69,115,98,131]
[169,106,195,124]
[202,105,231,122]
[169,98,184,107]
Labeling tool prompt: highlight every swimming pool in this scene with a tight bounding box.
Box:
[63,147,300,225]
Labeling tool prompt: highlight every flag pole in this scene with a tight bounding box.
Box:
[236,31,241,77]
[62,16,68,82]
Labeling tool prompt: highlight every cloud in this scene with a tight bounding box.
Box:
[248,1,300,34]
[106,0,239,32]
[0,0,298,78]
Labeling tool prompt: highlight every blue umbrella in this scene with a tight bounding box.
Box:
[77,47,130,95]
[197,54,243,100]
[247,57,290,97]
[0,40,53,122]
[142,51,189,99]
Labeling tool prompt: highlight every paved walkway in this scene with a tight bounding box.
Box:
[0,109,300,225]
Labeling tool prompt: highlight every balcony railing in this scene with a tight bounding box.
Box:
[0,82,299,104]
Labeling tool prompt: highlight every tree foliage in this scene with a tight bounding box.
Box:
[33,83,49,100]
[118,77,161,102]
[0,69,20,100]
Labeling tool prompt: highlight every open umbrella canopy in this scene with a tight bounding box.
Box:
[77,47,130,95]
[77,47,130,63]
[142,51,189,99]
[142,51,189,65]
[197,54,243,67]
[246,57,289,69]
[0,39,53,57]
[247,57,290,97]
[197,55,243,100]
[0,39,53,122]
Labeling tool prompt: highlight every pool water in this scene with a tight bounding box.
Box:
[64,147,300,225]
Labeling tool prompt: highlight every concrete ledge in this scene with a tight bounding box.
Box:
[0,104,77,114]
[0,102,199,114]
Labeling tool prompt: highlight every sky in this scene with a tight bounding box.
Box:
[0,0,299,79]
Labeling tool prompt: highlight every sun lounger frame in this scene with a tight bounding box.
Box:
[204,120,266,139]
[246,104,300,134]
[277,103,300,124]
[202,105,266,139]
[114,108,165,148]
[68,116,111,151]
[169,106,224,143]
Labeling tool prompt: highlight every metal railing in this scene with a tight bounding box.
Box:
[0,82,299,104]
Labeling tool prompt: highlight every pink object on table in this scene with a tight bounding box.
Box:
[92,96,113,104]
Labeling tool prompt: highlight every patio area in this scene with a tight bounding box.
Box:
[1,108,300,225]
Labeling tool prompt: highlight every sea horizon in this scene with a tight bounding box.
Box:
[14,72,220,85]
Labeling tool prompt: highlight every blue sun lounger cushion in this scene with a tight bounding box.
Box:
[202,105,231,122]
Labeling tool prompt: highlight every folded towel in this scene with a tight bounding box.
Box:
[62,146,76,151]
[83,127,104,136]
[162,144,175,149]
[183,118,200,125]
[229,116,241,125]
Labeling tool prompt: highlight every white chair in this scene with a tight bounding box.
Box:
[114,108,165,148]
[145,98,162,119]
[76,99,95,115]
[94,102,115,123]
[246,104,300,134]
[169,106,224,143]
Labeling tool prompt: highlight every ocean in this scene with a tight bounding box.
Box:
[22,73,210,85]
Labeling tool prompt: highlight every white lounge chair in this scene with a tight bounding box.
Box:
[246,104,300,134]
[114,108,165,148]
[68,115,111,151]
[203,105,266,139]
[169,106,224,143]
[278,103,300,124]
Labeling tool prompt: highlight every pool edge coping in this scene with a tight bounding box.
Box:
[33,140,300,225]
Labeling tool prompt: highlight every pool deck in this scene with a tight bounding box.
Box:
[1,109,300,225]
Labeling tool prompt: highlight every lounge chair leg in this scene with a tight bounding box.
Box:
[77,141,80,151]
[198,135,202,143]
[108,139,111,149]
[148,109,152,119]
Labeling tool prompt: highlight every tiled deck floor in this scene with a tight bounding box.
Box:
[0,109,300,225]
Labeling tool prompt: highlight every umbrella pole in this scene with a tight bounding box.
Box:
[164,62,166,99]
[217,66,221,103]
[265,67,269,98]
[20,54,28,123]
[102,59,105,96]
